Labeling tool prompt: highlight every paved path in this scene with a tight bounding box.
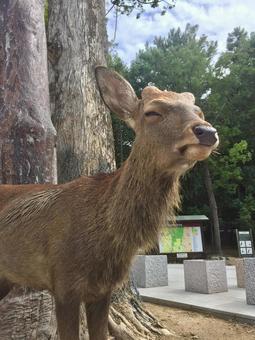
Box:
[139,264,255,324]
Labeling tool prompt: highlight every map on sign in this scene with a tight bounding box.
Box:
[159,226,203,253]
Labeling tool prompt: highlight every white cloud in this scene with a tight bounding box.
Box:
[106,0,255,64]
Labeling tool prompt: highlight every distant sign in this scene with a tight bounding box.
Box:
[236,230,254,257]
[159,226,203,253]
[177,253,188,258]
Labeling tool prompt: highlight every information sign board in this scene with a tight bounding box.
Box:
[236,230,254,257]
[159,225,203,253]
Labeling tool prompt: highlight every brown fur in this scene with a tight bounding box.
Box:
[0,67,218,340]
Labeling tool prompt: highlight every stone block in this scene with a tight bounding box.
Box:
[244,258,255,305]
[235,258,245,288]
[184,260,228,294]
[131,255,168,288]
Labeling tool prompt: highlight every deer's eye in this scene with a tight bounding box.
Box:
[145,111,162,117]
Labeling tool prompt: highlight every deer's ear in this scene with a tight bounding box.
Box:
[95,66,138,129]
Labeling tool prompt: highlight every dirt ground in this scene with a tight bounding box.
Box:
[145,302,255,340]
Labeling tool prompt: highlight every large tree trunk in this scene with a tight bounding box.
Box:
[0,0,57,184]
[204,162,222,256]
[47,0,115,181]
[0,0,57,338]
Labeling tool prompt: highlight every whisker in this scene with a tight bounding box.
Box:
[212,150,221,155]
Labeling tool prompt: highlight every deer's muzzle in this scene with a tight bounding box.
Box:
[193,125,218,146]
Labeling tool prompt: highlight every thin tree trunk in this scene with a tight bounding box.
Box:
[0,0,57,338]
[204,162,222,256]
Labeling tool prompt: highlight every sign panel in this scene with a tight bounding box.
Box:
[236,230,254,257]
[159,226,203,253]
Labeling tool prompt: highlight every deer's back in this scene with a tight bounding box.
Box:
[0,183,57,211]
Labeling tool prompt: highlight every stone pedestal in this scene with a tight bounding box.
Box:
[244,258,255,305]
[235,258,245,288]
[184,260,228,294]
[131,255,168,288]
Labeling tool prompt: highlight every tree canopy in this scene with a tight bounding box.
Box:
[205,27,255,230]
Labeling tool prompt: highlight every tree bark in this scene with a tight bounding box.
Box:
[204,162,222,256]
[47,0,115,182]
[0,0,57,338]
[0,0,57,185]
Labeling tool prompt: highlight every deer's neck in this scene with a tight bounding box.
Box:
[76,145,181,289]
[108,144,180,253]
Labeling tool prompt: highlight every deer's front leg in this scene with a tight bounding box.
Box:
[55,297,80,340]
[86,292,111,340]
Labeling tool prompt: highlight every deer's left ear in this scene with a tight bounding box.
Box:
[95,66,138,130]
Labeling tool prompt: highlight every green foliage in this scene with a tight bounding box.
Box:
[240,194,255,229]
[107,53,129,78]
[129,24,217,100]
[211,141,251,198]
[205,27,255,231]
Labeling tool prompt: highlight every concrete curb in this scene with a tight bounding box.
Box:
[140,294,255,325]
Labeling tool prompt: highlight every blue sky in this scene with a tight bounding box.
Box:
[106,0,255,64]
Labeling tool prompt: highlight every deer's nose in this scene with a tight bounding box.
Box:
[193,125,218,146]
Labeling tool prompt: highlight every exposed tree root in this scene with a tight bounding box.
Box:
[108,281,176,339]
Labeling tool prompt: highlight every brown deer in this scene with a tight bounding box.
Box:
[0,67,218,340]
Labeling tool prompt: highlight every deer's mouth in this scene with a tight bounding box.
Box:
[178,145,189,154]
[178,142,218,161]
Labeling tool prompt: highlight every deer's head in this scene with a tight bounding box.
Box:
[96,67,219,173]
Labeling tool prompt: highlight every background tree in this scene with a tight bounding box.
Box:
[129,24,217,96]
[205,27,255,233]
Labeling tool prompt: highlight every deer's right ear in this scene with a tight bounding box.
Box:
[95,66,138,129]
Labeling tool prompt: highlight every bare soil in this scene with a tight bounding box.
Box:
[145,302,255,340]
